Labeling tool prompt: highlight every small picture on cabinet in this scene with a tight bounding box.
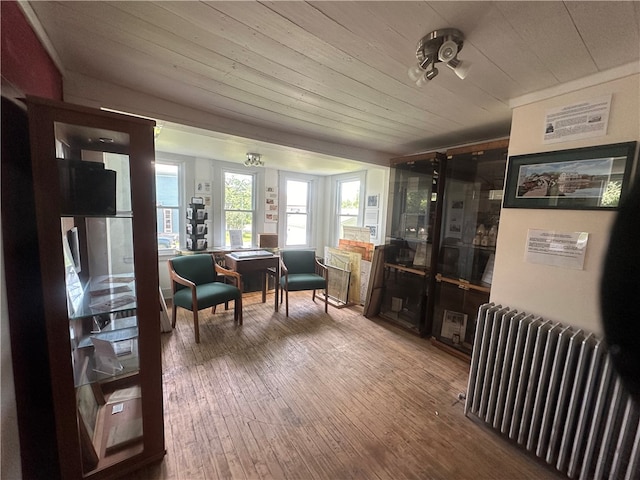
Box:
[76,358,100,440]
[391,297,403,312]
[67,227,81,273]
[229,229,243,248]
[446,198,464,239]
[448,223,461,233]
[63,234,83,316]
[367,194,379,207]
[441,310,468,343]
[76,358,100,470]
[91,338,124,375]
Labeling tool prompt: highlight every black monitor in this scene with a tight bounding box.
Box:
[58,159,116,216]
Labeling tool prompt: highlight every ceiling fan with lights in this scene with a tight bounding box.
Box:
[408,28,471,86]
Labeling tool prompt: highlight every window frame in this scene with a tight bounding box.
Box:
[154,159,184,255]
[281,176,313,248]
[332,171,366,245]
[222,168,257,248]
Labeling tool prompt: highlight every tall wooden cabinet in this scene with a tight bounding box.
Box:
[431,139,509,358]
[376,152,445,335]
[3,96,165,478]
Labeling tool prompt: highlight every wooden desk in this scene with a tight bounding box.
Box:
[224,254,280,311]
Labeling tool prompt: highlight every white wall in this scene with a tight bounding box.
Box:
[491,74,640,334]
[364,167,390,245]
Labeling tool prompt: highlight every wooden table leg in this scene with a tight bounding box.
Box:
[266,267,279,312]
[274,273,279,312]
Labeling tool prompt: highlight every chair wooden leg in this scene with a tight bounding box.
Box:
[236,296,243,325]
[285,289,289,317]
[193,309,200,343]
[212,305,216,314]
[171,303,177,328]
[324,287,328,313]
[312,289,316,302]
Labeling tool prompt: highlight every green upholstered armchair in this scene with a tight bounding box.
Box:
[279,250,328,317]
[168,254,243,343]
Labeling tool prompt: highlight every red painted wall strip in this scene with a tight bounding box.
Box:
[1,1,62,99]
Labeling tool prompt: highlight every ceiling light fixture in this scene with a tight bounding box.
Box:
[244,152,264,167]
[408,28,471,85]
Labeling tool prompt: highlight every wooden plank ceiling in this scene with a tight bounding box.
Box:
[26,1,640,172]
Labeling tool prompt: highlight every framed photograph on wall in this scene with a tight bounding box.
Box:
[503,141,637,210]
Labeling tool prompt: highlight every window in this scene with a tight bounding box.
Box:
[337,178,361,240]
[155,163,180,251]
[224,171,255,247]
[285,179,310,246]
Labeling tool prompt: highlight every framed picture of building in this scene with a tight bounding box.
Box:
[503,142,636,209]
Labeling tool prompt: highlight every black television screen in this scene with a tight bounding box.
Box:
[58,159,116,216]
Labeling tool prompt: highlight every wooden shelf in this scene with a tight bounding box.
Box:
[435,274,491,294]
[384,262,429,276]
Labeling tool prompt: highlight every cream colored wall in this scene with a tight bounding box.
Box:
[491,74,640,334]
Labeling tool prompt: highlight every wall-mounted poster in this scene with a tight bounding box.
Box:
[542,95,611,144]
[265,186,278,223]
[195,179,211,194]
[525,229,589,270]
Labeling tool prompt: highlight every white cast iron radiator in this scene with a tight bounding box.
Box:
[465,303,640,480]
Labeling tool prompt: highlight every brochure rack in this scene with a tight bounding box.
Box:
[186,197,208,251]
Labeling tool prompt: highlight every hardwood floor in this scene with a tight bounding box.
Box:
[132,291,560,479]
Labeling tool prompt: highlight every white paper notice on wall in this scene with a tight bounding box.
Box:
[542,95,611,144]
[525,229,589,270]
[195,179,211,194]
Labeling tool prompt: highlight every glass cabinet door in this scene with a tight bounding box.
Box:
[56,122,144,473]
[380,154,443,334]
[438,146,507,287]
[432,142,508,355]
[386,158,440,269]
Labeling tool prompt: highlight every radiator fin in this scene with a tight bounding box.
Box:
[466,303,640,480]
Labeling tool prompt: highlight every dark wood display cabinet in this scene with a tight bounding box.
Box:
[376,151,446,335]
[431,139,509,359]
[2,96,165,479]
